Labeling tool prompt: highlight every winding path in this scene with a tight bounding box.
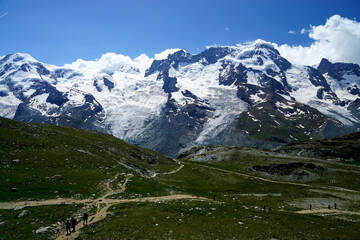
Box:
[53,162,202,240]
[0,161,204,240]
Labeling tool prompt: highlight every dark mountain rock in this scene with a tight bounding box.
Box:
[19,63,31,72]
[103,77,114,91]
[305,65,342,103]
[94,76,115,92]
[348,98,360,119]
[318,59,360,98]
[219,61,248,86]
[0,54,12,65]
[161,75,179,93]
[318,58,360,81]
[0,91,8,97]
[259,74,289,95]
[306,66,331,89]
[235,83,331,143]
[53,69,73,79]
[317,58,333,74]
[33,63,51,76]
[0,63,13,77]
[46,88,68,106]
[129,92,214,158]
[200,47,233,64]
[348,85,360,95]
[14,89,106,133]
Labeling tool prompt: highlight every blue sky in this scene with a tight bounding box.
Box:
[0,0,359,65]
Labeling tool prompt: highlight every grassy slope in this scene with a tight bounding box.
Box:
[0,116,176,201]
[1,118,360,239]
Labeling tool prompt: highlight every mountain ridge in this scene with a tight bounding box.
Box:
[1,40,359,157]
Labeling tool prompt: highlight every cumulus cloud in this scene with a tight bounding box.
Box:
[278,15,360,66]
[64,52,152,77]
[288,30,296,35]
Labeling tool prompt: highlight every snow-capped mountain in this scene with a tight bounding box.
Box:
[1,40,359,157]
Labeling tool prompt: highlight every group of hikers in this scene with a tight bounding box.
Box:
[65,212,88,236]
[309,202,337,210]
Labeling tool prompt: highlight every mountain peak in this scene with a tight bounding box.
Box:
[10,53,36,62]
[317,58,333,74]
[0,53,37,65]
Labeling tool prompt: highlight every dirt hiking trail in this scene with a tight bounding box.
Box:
[296,209,360,215]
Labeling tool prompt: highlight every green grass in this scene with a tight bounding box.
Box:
[78,200,359,240]
[1,117,360,239]
[0,204,83,240]
[0,117,177,201]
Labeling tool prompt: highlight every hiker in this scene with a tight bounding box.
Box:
[310,204,312,210]
[71,217,77,232]
[263,206,266,211]
[213,195,216,201]
[334,202,337,209]
[66,220,71,235]
[83,212,88,226]
[328,204,330,210]
[197,192,199,198]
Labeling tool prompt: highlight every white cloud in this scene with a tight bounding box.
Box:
[154,48,183,60]
[288,30,296,35]
[0,12,8,18]
[278,15,360,66]
[64,52,152,77]
[300,28,308,34]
